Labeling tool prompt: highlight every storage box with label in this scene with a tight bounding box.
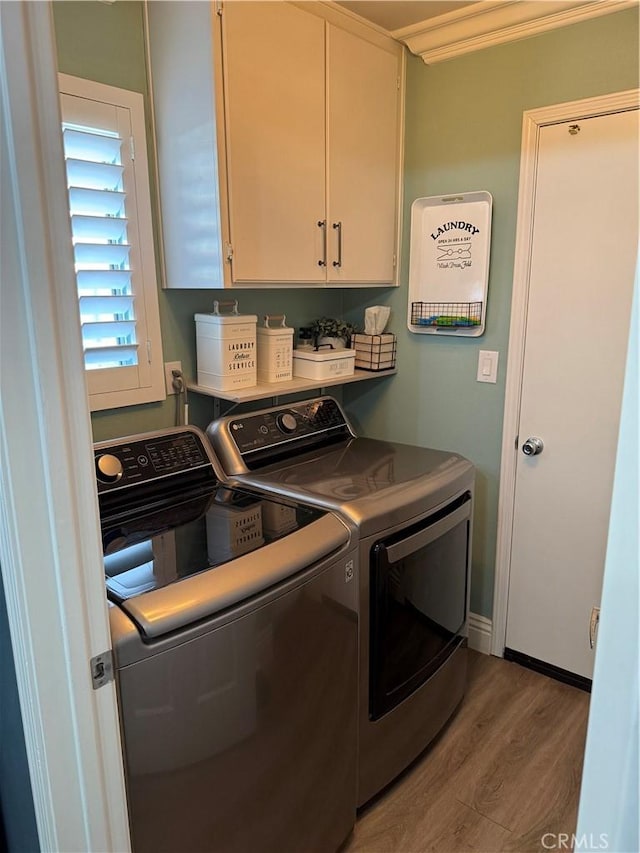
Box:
[206,499,264,562]
[195,301,257,391]
[292,346,355,380]
[257,315,294,383]
[351,333,397,371]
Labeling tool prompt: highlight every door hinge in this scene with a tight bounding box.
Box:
[146,340,152,364]
[397,76,401,90]
[392,253,397,268]
[224,242,233,262]
[515,435,519,450]
[91,650,114,690]
[215,0,223,16]
[129,136,135,161]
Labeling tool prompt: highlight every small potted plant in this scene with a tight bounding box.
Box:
[309,317,358,350]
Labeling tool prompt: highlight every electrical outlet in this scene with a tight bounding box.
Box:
[164,361,182,395]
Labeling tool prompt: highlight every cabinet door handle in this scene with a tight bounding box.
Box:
[332,221,342,268]
[317,220,327,267]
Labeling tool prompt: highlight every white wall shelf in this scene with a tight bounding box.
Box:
[187,367,396,405]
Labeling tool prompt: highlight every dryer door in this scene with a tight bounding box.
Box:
[369,493,471,720]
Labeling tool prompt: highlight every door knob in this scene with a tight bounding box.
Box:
[522,437,544,456]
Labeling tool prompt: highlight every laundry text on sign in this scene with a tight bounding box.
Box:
[430,221,480,240]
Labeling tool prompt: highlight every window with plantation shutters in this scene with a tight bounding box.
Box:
[58,74,164,411]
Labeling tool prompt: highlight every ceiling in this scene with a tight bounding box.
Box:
[333,1,475,33]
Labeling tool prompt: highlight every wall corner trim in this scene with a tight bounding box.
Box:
[468,612,493,656]
[394,0,638,65]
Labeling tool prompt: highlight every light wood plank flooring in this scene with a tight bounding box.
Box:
[346,651,591,853]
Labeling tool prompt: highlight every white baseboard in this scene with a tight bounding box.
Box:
[468,612,493,655]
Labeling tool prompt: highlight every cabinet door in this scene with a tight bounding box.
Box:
[221,2,326,283]
[327,26,401,284]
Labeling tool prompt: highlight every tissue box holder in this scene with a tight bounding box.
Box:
[352,333,397,371]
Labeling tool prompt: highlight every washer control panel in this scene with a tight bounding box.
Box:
[94,428,212,493]
[228,397,351,458]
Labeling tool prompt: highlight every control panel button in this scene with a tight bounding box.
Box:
[96,453,124,485]
[276,412,298,434]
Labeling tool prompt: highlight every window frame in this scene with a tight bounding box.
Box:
[58,72,165,412]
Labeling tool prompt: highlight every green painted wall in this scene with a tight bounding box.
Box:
[343,7,640,618]
[53,3,639,617]
[52,1,343,442]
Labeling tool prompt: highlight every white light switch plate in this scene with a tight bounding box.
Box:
[477,350,499,383]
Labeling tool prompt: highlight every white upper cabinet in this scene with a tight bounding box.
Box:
[222,2,327,284]
[146,1,228,289]
[326,23,401,284]
[147,1,404,289]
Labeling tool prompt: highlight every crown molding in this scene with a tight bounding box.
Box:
[393,0,638,64]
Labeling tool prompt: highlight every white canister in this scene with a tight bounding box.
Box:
[256,315,294,383]
[195,300,257,392]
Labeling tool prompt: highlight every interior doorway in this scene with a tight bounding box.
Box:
[493,90,639,684]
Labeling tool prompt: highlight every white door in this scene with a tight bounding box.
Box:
[505,108,639,680]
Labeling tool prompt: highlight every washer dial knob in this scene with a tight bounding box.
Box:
[96,453,124,484]
[276,413,298,434]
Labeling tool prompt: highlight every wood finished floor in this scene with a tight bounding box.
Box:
[345,651,591,853]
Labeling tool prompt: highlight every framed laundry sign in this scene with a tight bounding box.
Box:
[407,191,492,336]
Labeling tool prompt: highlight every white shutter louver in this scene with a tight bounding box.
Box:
[62,124,137,371]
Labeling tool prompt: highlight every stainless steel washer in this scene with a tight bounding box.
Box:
[96,426,358,852]
[207,397,475,806]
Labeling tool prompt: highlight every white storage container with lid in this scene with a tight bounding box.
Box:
[195,300,257,392]
[257,315,294,383]
[292,346,355,380]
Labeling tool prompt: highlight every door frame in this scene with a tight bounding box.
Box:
[491,88,640,657]
[0,3,130,850]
